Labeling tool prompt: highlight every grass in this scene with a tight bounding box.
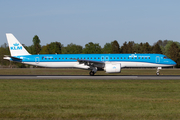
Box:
[0,79,180,119]
[0,68,180,75]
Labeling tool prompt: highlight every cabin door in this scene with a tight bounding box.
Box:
[156,56,160,63]
[35,57,39,64]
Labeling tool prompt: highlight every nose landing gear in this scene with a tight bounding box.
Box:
[156,67,162,76]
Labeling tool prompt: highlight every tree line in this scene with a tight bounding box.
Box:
[0,35,180,67]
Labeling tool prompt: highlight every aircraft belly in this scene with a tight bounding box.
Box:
[24,62,78,68]
[120,62,173,68]
[23,61,173,68]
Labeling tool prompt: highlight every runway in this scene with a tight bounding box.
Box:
[0,75,180,79]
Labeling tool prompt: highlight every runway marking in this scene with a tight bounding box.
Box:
[37,76,138,79]
[0,75,180,79]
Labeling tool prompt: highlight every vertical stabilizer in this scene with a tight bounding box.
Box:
[6,33,30,56]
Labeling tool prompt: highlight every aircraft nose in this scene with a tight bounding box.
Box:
[171,60,177,66]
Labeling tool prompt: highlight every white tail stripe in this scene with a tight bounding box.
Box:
[6,33,30,56]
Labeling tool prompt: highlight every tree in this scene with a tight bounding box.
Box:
[121,42,128,53]
[40,42,62,54]
[157,40,168,47]
[48,42,62,54]
[111,40,120,53]
[32,35,41,54]
[156,40,169,55]
[0,43,10,66]
[40,45,49,54]
[152,43,162,54]
[138,42,144,53]
[102,43,112,53]
[127,41,135,53]
[62,43,82,54]
[83,42,102,54]
[164,41,175,57]
[26,45,34,54]
[142,42,152,53]
[133,43,140,53]
[168,42,180,67]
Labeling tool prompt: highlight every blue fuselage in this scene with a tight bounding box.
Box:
[10,53,176,68]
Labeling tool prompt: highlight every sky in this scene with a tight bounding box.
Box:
[0,0,180,47]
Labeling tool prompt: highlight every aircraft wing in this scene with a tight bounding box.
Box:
[70,58,105,68]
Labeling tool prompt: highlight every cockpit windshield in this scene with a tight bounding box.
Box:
[163,56,169,59]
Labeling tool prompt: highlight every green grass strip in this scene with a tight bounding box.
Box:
[0,79,180,119]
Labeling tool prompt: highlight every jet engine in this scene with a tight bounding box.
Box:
[104,63,121,73]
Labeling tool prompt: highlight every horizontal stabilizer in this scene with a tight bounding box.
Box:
[4,55,22,60]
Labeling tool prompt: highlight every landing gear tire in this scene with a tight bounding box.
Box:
[156,72,160,76]
[156,67,161,76]
[89,71,95,76]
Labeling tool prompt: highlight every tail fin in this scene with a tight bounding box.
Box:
[6,33,30,56]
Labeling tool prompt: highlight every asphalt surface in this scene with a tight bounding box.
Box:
[0,75,180,79]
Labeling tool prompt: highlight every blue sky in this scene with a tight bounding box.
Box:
[0,0,180,47]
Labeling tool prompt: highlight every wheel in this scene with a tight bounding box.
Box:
[156,72,160,76]
[89,71,95,76]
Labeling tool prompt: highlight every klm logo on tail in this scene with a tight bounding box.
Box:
[10,43,22,50]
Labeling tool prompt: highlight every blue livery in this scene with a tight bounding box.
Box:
[4,33,176,76]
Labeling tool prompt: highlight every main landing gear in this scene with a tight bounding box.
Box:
[156,67,162,76]
[89,67,97,76]
[89,71,95,76]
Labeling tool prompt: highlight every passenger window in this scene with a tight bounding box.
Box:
[124,57,126,59]
[142,57,143,59]
[132,57,133,59]
[149,57,150,59]
[145,57,147,59]
[62,58,64,59]
[117,57,119,59]
[110,57,112,59]
[121,57,122,59]
[94,57,96,59]
[106,57,108,59]
[138,57,140,59]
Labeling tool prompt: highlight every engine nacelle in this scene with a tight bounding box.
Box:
[104,63,121,73]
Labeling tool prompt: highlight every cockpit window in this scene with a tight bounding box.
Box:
[163,56,169,59]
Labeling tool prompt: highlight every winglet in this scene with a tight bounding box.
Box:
[6,33,31,56]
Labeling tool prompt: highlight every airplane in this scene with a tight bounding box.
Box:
[4,33,176,76]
